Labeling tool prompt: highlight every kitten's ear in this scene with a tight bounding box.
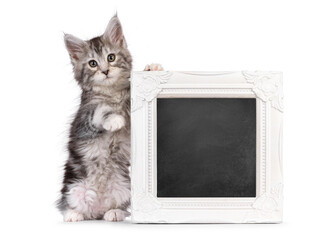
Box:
[64,34,87,61]
[103,15,127,48]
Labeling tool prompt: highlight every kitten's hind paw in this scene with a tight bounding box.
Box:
[144,63,164,71]
[104,209,130,222]
[64,210,84,222]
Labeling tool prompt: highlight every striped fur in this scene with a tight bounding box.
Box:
[57,15,132,222]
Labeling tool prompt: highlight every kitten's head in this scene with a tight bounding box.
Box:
[64,15,132,92]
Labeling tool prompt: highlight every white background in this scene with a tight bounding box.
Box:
[0,0,316,239]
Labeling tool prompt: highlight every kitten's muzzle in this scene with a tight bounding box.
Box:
[102,70,109,76]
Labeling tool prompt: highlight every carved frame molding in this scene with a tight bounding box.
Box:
[131,71,283,223]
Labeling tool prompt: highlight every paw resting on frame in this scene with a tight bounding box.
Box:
[144,63,164,71]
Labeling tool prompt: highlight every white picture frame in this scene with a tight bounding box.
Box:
[130,71,283,223]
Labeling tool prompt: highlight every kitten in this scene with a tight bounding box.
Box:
[57,15,162,222]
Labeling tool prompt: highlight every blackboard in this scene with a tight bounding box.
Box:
[156,98,256,198]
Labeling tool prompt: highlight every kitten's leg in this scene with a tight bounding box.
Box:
[103,114,125,132]
[144,63,164,71]
[64,209,84,222]
[104,209,130,222]
[92,105,125,132]
[63,182,99,221]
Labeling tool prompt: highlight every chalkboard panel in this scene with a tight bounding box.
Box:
[157,98,256,197]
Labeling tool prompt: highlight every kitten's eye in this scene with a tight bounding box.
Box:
[88,60,98,67]
[107,54,116,62]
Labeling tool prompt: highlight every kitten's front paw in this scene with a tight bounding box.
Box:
[64,210,84,222]
[144,63,164,71]
[103,114,125,132]
[104,209,130,222]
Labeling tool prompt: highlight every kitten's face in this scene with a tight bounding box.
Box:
[65,16,132,91]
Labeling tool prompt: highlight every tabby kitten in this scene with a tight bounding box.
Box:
[57,15,161,222]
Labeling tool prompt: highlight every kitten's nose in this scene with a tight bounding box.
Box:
[102,70,109,76]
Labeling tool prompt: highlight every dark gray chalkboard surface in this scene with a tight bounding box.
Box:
[157,98,256,198]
